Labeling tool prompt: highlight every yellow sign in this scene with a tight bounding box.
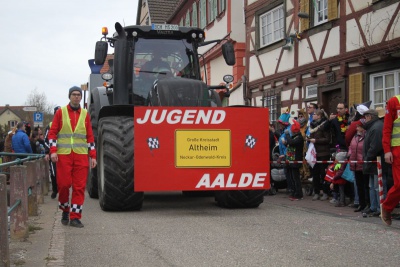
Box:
[175,130,231,167]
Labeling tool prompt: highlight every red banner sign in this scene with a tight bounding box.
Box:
[134,107,270,191]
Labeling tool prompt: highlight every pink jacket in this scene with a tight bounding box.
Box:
[347,132,365,171]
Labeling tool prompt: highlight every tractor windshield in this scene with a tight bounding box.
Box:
[132,38,197,103]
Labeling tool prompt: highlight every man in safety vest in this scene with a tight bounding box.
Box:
[381,95,400,226]
[49,86,97,228]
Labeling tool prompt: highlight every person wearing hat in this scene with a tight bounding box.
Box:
[44,106,61,199]
[381,95,400,226]
[277,110,294,195]
[362,108,385,217]
[345,102,370,147]
[48,86,97,228]
[283,120,304,200]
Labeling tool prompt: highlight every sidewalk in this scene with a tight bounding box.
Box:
[9,194,65,267]
[265,191,400,226]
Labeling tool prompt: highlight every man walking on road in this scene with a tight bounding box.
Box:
[49,86,97,228]
[381,95,400,226]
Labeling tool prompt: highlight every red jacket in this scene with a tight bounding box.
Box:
[383,96,400,153]
[48,104,96,159]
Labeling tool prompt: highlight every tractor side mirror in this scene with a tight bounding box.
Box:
[94,41,108,65]
[222,42,236,66]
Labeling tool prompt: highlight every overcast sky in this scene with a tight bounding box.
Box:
[0,0,138,108]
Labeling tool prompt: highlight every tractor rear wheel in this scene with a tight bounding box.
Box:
[86,103,99,198]
[97,116,144,211]
[214,190,265,208]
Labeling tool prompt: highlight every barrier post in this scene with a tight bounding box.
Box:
[25,162,38,216]
[34,160,43,204]
[42,158,49,195]
[0,174,10,267]
[9,166,28,240]
[377,156,384,204]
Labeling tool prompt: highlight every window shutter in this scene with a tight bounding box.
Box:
[328,0,338,21]
[193,3,198,27]
[348,73,363,107]
[300,0,310,32]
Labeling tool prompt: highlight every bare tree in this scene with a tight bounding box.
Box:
[25,88,54,128]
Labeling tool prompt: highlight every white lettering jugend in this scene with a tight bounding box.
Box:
[136,109,226,124]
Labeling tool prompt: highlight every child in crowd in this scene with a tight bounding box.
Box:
[325,151,348,207]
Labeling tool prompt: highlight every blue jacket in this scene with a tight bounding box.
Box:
[278,125,291,156]
[12,130,33,154]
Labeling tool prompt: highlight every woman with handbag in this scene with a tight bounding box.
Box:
[307,109,331,201]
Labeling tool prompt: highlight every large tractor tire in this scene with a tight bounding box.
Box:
[214,190,265,208]
[97,116,144,211]
[86,103,99,198]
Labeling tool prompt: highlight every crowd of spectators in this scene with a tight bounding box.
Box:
[271,100,395,219]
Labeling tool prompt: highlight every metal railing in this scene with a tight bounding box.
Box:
[0,152,48,267]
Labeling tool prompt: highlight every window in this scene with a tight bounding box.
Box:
[9,120,17,128]
[192,2,198,27]
[264,91,280,124]
[305,84,318,98]
[314,0,328,26]
[259,5,284,47]
[208,0,217,23]
[218,0,225,14]
[199,0,207,29]
[370,70,400,109]
[185,11,191,26]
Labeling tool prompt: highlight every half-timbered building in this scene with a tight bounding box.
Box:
[245,0,400,123]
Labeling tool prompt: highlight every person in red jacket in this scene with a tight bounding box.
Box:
[381,95,400,226]
[49,86,97,228]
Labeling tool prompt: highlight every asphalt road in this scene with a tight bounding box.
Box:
[57,192,400,267]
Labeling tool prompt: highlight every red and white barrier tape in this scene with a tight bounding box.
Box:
[270,160,378,164]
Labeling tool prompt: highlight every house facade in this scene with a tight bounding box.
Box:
[137,0,247,105]
[0,105,31,137]
[245,0,400,124]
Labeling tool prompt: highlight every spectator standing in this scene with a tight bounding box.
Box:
[329,103,350,151]
[308,109,331,201]
[12,122,33,156]
[381,95,400,226]
[362,109,385,217]
[283,120,304,200]
[30,132,39,154]
[297,108,310,180]
[45,106,61,199]
[306,103,318,137]
[3,129,16,181]
[328,151,348,207]
[277,110,292,195]
[49,86,97,228]
[348,122,370,212]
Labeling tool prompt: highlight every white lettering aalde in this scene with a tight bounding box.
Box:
[195,173,267,188]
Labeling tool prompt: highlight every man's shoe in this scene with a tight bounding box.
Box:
[362,205,370,213]
[320,193,329,201]
[370,211,381,217]
[380,204,392,226]
[354,206,365,212]
[51,192,57,199]
[330,198,338,204]
[312,194,320,201]
[61,212,69,225]
[70,219,84,228]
